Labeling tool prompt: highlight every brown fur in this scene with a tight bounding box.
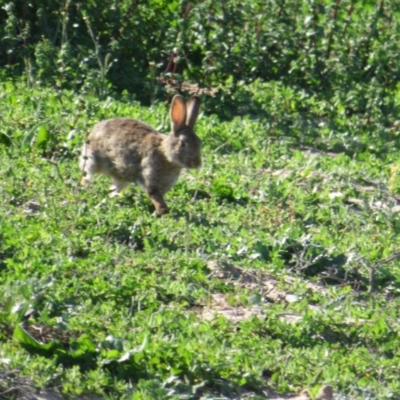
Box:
[80,95,201,215]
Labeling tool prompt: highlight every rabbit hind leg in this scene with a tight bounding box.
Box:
[109,176,129,197]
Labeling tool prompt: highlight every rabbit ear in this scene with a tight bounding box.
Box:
[186,96,201,129]
[170,95,187,133]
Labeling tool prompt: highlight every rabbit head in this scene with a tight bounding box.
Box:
[163,95,202,169]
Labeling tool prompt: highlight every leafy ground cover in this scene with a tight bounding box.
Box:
[1,81,400,399]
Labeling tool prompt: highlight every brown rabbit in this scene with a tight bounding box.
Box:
[79,95,201,215]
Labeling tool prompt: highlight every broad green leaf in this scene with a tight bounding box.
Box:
[36,125,49,147]
[13,325,53,350]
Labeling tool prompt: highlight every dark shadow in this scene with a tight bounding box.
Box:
[276,238,400,293]
[105,224,144,251]
[250,315,397,355]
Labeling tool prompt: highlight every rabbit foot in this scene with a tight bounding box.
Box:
[80,176,91,186]
[109,189,121,198]
[109,178,128,197]
[156,205,170,215]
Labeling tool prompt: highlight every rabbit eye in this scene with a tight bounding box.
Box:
[179,139,186,148]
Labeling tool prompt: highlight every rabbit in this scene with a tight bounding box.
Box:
[79,95,202,215]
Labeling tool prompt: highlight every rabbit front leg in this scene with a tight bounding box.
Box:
[146,187,169,215]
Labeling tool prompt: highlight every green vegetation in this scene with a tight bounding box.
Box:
[2,0,400,399]
[1,80,400,399]
[1,0,400,103]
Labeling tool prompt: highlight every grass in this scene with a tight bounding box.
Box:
[1,80,400,399]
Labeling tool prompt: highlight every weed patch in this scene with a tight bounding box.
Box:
[1,82,400,399]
